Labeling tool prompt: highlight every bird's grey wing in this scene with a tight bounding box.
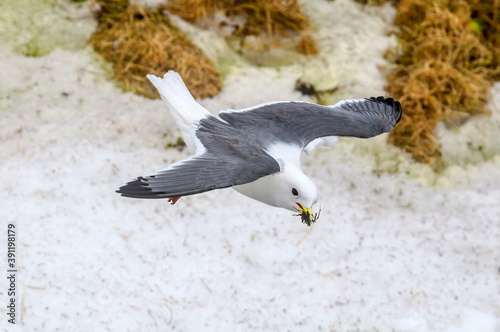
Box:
[218,96,402,148]
[117,118,280,199]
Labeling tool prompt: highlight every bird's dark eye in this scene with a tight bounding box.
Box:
[292,188,299,196]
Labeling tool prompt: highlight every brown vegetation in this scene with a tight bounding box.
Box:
[90,0,221,99]
[382,0,500,167]
[167,0,318,55]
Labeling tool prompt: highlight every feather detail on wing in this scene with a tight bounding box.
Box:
[218,96,402,149]
[117,96,401,199]
[117,116,281,199]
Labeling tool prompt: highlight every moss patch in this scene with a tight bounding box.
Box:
[0,0,91,56]
[90,0,221,99]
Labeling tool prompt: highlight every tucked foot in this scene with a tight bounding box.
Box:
[167,196,181,205]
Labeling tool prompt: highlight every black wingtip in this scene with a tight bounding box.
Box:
[367,96,402,124]
[394,100,402,124]
[116,176,153,198]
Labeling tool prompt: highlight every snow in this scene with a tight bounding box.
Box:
[0,0,499,331]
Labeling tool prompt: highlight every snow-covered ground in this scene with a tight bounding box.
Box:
[0,0,499,331]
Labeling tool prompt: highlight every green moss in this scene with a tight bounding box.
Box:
[470,19,484,34]
[0,0,90,56]
[166,137,186,150]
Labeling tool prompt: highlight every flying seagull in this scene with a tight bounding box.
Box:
[117,71,402,226]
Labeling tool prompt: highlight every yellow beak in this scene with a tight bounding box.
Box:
[297,204,317,226]
[300,205,313,216]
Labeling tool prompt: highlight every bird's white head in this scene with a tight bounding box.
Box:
[233,166,319,225]
[276,167,320,226]
[232,142,320,225]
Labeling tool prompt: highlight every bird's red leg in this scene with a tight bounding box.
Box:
[167,196,181,205]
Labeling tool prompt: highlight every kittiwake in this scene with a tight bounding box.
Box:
[117,71,402,226]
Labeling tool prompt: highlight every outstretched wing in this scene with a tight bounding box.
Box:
[117,97,401,199]
[218,96,402,149]
[117,117,281,199]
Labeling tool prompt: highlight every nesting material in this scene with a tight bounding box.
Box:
[294,33,319,55]
[90,0,221,99]
[167,0,318,55]
[383,0,500,167]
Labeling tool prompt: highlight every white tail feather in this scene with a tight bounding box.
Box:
[147,71,211,153]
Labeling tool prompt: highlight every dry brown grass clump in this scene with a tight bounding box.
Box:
[294,33,319,55]
[384,0,500,167]
[469,0,500,80]
[90,0,221,99]
[167,0,318,55]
